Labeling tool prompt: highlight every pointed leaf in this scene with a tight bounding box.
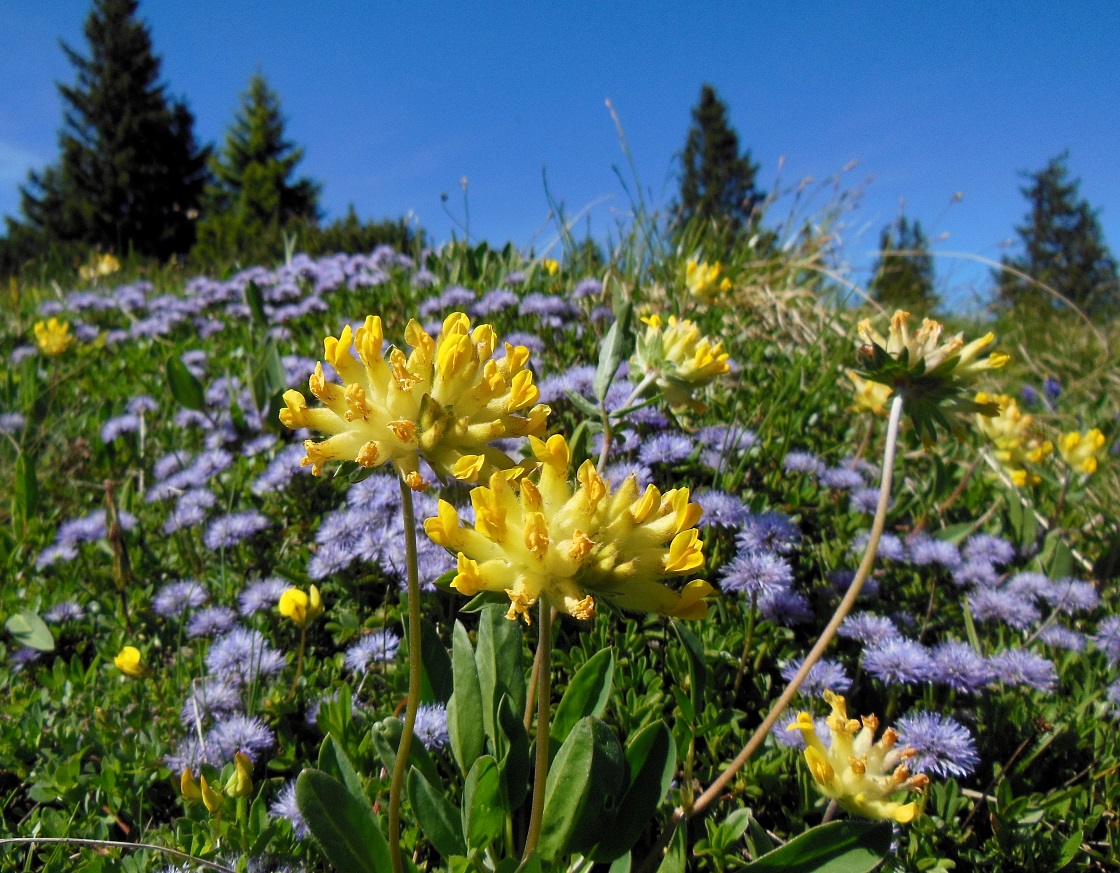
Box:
[421,617,454,703]
[295,768,390,873]
[166,355,206,411]
[449,621,485,775]
[742,820,892,872]
[6,610,54,652]
[14,453,38,523]
[552,647,615,744]
[475,605,525,744]
[408,767,467,859]
[317,734,366,805]
[462,755,503,851]
[656,824,687,873]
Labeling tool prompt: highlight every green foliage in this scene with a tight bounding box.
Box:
[997,151,1120,317]
[7,0,208,261]
[870,214,937,312]
[193,72,321,265]
[673,83,765,237]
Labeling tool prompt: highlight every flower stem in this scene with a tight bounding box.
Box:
[388,477,423,873]
[286,625,307,701]
[732,592,758,695]
[521,595,553,863]
[636,394,904,873]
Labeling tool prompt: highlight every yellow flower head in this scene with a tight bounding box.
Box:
[788,691,928,824]
[33,318,75,356]
[685,259,724,300]
[541,258,560,276]
[631,314,731,412]
[280,313,550,490]
[424,433,714,623]
[278,585,324,628]
[1059,428,1107,475]
[974,392,1053,487]
[855,310,1010,439]
[846,369,893,416]
[79,252,121,281]
[114,645,144,678]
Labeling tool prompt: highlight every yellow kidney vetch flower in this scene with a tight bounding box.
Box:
[278,585,324,628]
[789,691,929,824]
[1059,428,1107,475]
[425,434,713,623]
[79,252,121,281]
[280,312,550,490]
[541,258,560,275]
[845,369,893,416]
[631,314,731,412]
[855,310,1010,439]
[974,392,1053,487]
[114,645,144,677]
[685,259,731,300]
[33,318,75,356]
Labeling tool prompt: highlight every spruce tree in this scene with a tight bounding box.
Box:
[674,84,764,234]
[997,152,1119,315]
[869,214,937,312]
[11,0,208,259]
[195,72,320,260]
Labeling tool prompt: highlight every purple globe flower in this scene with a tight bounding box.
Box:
[895,711,980,778]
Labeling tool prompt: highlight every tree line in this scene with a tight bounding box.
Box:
[3,0,1116,319]
[0,0,417,276]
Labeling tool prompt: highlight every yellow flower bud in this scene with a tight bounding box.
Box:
[180,769,203,804]
[224,752,254,799]
[200,774,224,814]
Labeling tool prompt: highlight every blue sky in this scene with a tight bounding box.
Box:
[3,2,1118,306]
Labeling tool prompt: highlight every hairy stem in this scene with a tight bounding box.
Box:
[388,478,423,873]
[637,394,904,873]
[521,596,554,863]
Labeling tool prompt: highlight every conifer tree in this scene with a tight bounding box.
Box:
[673,84,764,234]
[869,214,937,312]
[997,152,1119,315]
[10,0,208,259]
[195,72,320,259]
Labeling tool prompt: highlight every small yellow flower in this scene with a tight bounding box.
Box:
[180,769,203,804]
[114,645,144,677]
[224,752,254,798]
[200,774,225,814]
[280,313,550,490]
[631,314,731,412]
[79,252,121,281]
[789,691,928,824]
[855,310,1010,439]
[1059,428,1107,475]
[425,433,713,623]
[541,258,560,276]
[279,585,323,628]
[33,318,75,356]
[685,259,724,300]
[846,369,893,416]
[974,393,1052,487]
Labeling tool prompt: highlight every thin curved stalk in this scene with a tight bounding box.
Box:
[521,596,554,863]
[637,394,904,873]
[0,838,236,873]
[388,477,423,873]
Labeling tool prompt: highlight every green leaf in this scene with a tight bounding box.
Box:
[6,610,54,652]
[462,755,504,851]
[496,693,530,810]
[244,279,268,327]
[295,768,391,873]
[656,824,687,873]
[1039,529,1074,580]
[369,716,441,787]
[593,302,633,402]
[317,734,366,805]
[13,453,38,524]
[165,355,206,411]
[475,605,525,744]
[449,621,485,775]
[408,767,467,859]
[553,648,615,744]
[670,619,707,710]
[743,809,776,860]
[566,389,604,420]
[538,716,627,860]
[742,820,892,872]
[421,617,454,704]
[592,720,676,861]
[609,853,632,873]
